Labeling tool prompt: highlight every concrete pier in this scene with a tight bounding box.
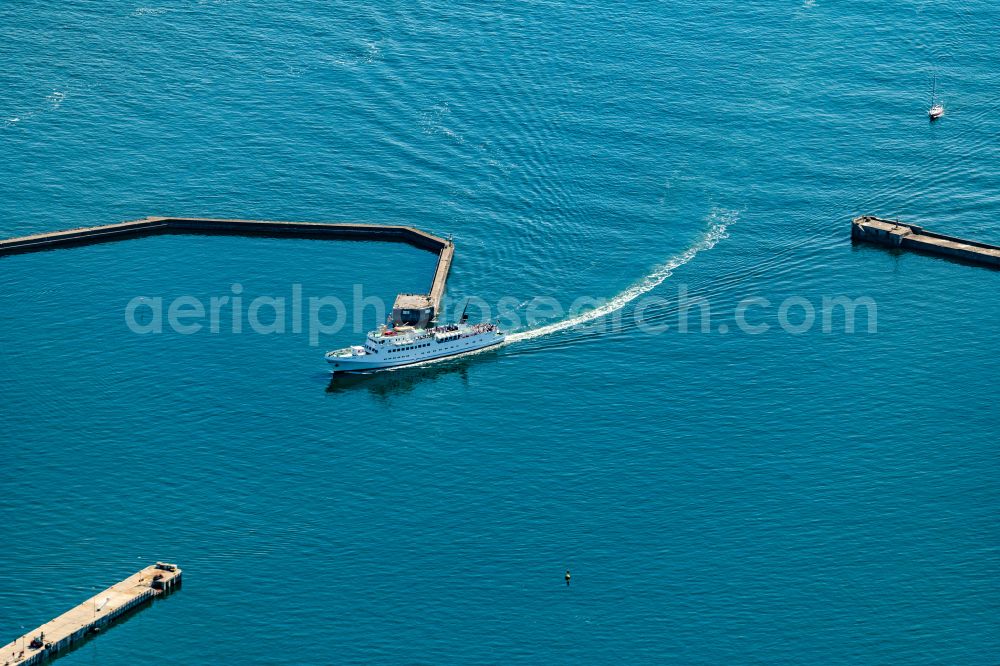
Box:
[1,563,181,666]
[0,216,455,325]
[852,216,1000,268]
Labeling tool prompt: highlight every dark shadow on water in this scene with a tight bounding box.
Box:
[325,348,503,398]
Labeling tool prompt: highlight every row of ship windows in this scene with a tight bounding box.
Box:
[389,343,433,353]
[381,337,466,354]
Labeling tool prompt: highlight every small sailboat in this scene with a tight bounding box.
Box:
[928,75,944,121]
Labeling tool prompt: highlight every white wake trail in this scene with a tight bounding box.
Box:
[504,210,736,344]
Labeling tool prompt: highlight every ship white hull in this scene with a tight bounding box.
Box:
[327,329,504,373]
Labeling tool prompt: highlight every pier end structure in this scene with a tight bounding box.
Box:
[852,216,1000,268]
[0,216,456,326]
[1,563,182,666]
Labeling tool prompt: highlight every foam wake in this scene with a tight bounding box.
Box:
[366,209,734,374]
[504,209,736,344]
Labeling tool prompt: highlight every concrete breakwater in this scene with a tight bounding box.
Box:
[852,216,1000,268]
[0,216,455,325]
[1,563,181,666]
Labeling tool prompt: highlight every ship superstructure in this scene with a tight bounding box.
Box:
[326,321,504,372]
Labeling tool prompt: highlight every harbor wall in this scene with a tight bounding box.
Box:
[428,241,454,317]
[2,564,181,666]
[851,216,1000,268]
[0,217,450,255]
[0,216,456,324]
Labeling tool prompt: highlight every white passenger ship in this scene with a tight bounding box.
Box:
[326,321,505,372]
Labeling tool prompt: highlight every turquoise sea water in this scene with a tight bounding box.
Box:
[2,1,998,663]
